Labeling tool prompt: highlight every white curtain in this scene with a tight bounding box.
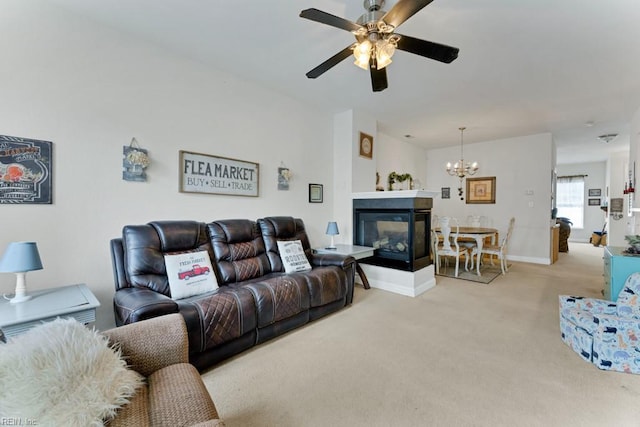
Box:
[557,176,584,228]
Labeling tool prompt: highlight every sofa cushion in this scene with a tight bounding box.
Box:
[232,273,311,328]
[207,219,271,284]
[148,363,220,427]
[107,384,150,427]
[164,250,218,300]
[180,287,257,352]
[277,240,312,273]
[123,221,213,296]
[293,266,348,307]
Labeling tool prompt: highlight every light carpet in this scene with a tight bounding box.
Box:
[202,243,640,426]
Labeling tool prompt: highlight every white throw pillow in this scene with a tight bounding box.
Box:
[0,317,143,426]
[164,250,218,300]
[277,240,312,273]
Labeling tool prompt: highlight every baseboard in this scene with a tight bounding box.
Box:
[507,255,551,265]
[359,264,436,297]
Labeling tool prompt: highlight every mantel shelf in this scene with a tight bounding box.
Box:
[352,190,439,199]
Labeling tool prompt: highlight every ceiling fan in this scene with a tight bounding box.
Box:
[300,0,459,92]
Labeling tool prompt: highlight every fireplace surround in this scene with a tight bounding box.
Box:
[353,196,432,272]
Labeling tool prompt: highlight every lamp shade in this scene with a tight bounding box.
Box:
[326,222,339,236]
[0,242,43,273]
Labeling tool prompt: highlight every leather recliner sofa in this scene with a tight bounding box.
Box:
[110,216,355,370]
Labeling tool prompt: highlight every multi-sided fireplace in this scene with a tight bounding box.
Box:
[353,196,432,272]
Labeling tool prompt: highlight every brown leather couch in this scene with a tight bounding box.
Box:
[110,216,355,370]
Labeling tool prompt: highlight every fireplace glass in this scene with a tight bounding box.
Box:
[354,209,430,271]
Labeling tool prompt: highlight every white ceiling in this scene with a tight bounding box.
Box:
[47,0,640,164]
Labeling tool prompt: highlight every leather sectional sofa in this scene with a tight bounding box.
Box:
[110,216,355,370]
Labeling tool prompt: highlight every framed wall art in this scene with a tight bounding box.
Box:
[466,176,496,204]
[0,134,53,204]
[359,132,373,159]
[441,187,450,199]
[588,188,601,197]
[179,150,259,197]
[588,198,601,206]
[309,183,323,203]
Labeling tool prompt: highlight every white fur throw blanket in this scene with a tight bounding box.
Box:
[0,318,143,426]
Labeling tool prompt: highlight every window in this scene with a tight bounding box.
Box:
[556,176,584,228]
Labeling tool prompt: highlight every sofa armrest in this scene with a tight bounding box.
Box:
[309,253,356,270]
[114,286,180,326]
[103,313,189,377]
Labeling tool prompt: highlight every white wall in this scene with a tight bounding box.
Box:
[0,2,335,329]
[425,133,554,263]
[376,133,428,191]
[556,162,607,242]
[630,104,640,238]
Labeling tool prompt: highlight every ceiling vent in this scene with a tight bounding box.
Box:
[598,133,618,144]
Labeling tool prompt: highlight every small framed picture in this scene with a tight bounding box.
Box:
[441,187,450,199]
[588,188,601,197]
[309,183,323,203]
[359,132,373,159]
[588,198,601,206]
[466,177,496,204]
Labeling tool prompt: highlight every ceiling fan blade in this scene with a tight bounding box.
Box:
[381,0,434,29]
[395,33,459,63]
[306,44,355,79]
[300,8,363,33]
[369,61,388,92]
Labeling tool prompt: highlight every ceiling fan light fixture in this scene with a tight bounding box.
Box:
[353,40,372,69]
[375,39,395,69]
[300,1,460,91]
[598,133,618,144]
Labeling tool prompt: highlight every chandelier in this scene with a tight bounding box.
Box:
[446,127,478,178]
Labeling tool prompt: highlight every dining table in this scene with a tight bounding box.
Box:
[435,226,498,276]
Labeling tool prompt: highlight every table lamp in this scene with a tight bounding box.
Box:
[0,242,43,304]
[325,222,339,250]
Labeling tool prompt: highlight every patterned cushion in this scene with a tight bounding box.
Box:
[616,272,640,319]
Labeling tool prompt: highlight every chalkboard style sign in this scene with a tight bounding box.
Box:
[179,150,259,197]
[0,135,52,204]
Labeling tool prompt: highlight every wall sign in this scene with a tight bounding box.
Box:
[0,134,52,204]
[179,150,259,197]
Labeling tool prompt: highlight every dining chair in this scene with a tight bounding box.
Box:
[466,215,488,228]
[430,214,439,264]
[432,217,469,277]
[471,217,515,275]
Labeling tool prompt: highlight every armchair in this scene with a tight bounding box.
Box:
[559,272,640,374]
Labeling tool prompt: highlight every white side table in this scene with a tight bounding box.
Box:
[314,244,375,289]
[0,283,100,340]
